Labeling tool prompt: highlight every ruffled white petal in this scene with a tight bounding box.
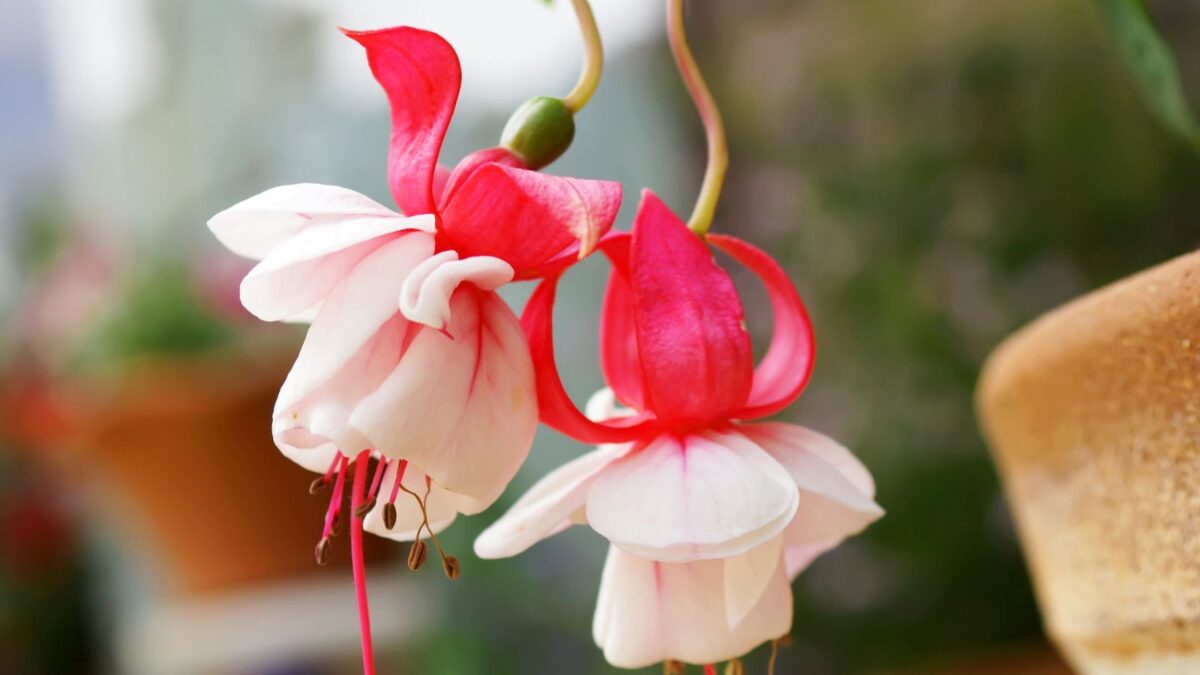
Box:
[351,289,536,506]
[586,430,799,562]
[273,234,432,417]
[399,251,513,331]
[362,460,478,542]
[474,442,630,559]
[241,216,432,322]
[592,545,792,668]
[724,535,784,629]
[741,422,883,576]
[208,184,422,260]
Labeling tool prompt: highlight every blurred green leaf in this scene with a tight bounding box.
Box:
[1096,0,1200,150]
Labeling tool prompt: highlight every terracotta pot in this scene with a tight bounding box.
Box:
[3,354,392,597]
[978,252,1200,674]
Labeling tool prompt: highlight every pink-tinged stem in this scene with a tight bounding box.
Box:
[350,450,376,675]
[666,0,727,237]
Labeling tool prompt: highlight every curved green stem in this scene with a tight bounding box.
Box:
[562,0,603,113]
[666,0,727,236]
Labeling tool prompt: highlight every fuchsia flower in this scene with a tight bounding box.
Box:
[475,192,883,668]
[207,26,620,544]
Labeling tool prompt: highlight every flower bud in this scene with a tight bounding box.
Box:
[408,540,429,571]
[500,96,575,170]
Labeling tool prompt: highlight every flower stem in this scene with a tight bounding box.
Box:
[562,0,603,113]
[350,451,376,675]
[666,0,727,236]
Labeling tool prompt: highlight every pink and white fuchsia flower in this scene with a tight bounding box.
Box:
[207,26,620,546]
[475,192,882,669]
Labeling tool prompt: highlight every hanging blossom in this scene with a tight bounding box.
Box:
[475,192,882,669]
[207,26,620,554]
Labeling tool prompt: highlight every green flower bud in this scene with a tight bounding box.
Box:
[500,96,575,170]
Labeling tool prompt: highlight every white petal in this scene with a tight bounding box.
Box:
[240,216,432,322]
[586,430,799,562]
[362,461,476,542]
[273,233,432,417]
[724,535,784,629]
[273,314,408,472]
[741,422,884,576]
[593,545,792,669]
[351,289,537,505]
[585,387,636,421]
[208,184,423,260]
[474,443,631,559]
[399,252,514,330]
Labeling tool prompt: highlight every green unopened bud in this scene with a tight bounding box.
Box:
[500,96,575,170]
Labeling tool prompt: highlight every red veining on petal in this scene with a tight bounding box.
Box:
[349,450,376,675]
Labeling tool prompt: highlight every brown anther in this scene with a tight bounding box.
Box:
[308,477,327,495]
[724,658,744,675]
[382,502,398,530]
[330,511,342,537]
[663,660,685,675]
[353,498,376,519]
[407,540,429,571]
[314,538,331,566]
[441,555,460,580]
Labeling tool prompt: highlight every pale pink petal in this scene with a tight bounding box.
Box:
[207,184,412,260]
[399,252,513,331]
[474,443,630,559]
[741,422,883,576]
[592,545,792,668]
[363,461,476,542]
[586,430,799,562]
[273,314,410,472]
[351,289,536,505]
[241,216,432,322]
[724,535,784,629]
[273,233,433,417]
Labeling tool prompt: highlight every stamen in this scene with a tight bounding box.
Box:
[663,661,684,675]
[768,637,786,675]
[354,457,389,518]
[314,537,331,566]
[724,659,744,675]
[407,540,429,571]
[349,450,376,675]
[397,475,460,581]
[383,459,408,530]
[320,455,349,540]
[310,451,344,494]
[704,665,717,675]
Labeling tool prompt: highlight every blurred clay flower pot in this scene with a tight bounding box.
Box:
[978,251,1200,674]
[3,354,390,596]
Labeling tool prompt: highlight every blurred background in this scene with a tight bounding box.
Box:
[1,0,1199,673]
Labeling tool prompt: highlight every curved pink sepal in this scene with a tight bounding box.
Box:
[598,235,646,411]
[628,191,752,426]
[708,234,815,419]
[439,164,622,277]
[343,26,460,216]
[522,272,657,444]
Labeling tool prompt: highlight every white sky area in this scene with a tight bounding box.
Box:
[40,0,663,129]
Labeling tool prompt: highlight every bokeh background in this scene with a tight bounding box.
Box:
[2,0,1199,673]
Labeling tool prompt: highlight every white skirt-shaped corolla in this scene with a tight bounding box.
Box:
[209,185,534,539]
[476,192,883,668]
[207,26,621,542]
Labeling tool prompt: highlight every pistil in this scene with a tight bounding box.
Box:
[349,450,376,675]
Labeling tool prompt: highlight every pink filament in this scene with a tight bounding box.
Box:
[350,450,376,675]
[387,459,410,504]
[321,455,348,539]
[704,665,717,675]
[366,456,388,502]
